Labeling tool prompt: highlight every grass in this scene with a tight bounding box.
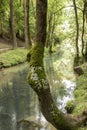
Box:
[0,48,28,69]
[65,63,87,130]
[73,73,87,115]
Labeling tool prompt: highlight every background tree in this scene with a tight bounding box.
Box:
[85,0,87,58]
[14,0,24,40]
[73,0,79,58]
[10,0,17,48]
[0,0,10,38]
[46,0,65,53]
[24,0,31,48]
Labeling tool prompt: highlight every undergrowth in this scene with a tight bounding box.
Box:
[0,48,28,69]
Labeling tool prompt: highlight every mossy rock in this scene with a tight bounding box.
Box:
[74,66,84,76]
[73,102,87,116]
[17,119,42,129]
[0,62,3,69]
[65,100,76,114]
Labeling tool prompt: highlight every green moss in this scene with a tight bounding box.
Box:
[51,105,76,130]
[76,74,87,89]
[0,48,28,68]
[73,102,87,116]
[27,44,44,66]
[27,44,49,93]
[65,100,76,113]
[72,67,87,116]
[74,89,86,99]
[78,127,87,130]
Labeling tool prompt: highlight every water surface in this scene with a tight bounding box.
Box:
[0,43,76,130]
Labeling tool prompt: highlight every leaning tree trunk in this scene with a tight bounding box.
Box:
[24,0,31,48]
[10,0,17,48]
[73,0,79,58]
[27,0,87,130]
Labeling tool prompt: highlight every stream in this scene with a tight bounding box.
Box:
[0,43,76,130]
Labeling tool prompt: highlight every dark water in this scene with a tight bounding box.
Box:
[0,44,76,130]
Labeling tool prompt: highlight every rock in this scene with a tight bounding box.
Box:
[0,62,3,69]
[17,119,42,128]
[74,66,84,76]
[83,110,87,116]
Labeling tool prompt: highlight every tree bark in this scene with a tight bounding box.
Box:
[35,0,47,46]
[27,0,87,130]
[46,14,52,48]
[24,0,31,48]
[84,0,87,58]
[82,9,85,56]
[73,0,79,58]
[81,0,86,56]
[10,0,17,48]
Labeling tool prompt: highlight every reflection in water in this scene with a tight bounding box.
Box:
[0,64,56,130]
[44,44,76,113]
[0,66,39,130]
[0,44,76,130]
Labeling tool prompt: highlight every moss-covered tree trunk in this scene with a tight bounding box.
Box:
[27,0,87,130]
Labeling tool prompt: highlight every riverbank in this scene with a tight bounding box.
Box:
[65,63,87,130]
[0,48,28,69]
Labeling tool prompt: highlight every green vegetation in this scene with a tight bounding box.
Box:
[65,100,75,113]
[66,63,87,118]
[65,64,87,130]
[0,0,87,129]
[73,72,87,115]
[0,48,28,69]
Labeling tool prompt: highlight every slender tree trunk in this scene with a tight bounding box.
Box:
[82,10,85,56]
[0,1,2,37]
[27,0,87,130]
[0,22,3,37]
[73,0,79,58]
[49,13,56,53]
[85,42,87,59]
[46,14,52,49]
[31,0,35,17]
[84,0,87,58]
[46,12,56,53]
[81,1,86,56]
[24,0,31,48]
[10,0,17,48]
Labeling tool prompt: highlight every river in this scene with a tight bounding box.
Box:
[0,43,76,130]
